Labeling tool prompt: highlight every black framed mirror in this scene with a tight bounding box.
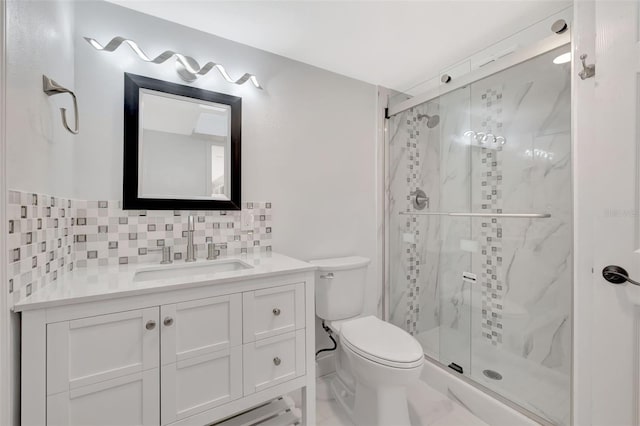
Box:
[123,73,242,210]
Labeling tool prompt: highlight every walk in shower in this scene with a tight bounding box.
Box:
[386,42,571,425]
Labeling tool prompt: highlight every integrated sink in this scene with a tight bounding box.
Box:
[133,259,253,282]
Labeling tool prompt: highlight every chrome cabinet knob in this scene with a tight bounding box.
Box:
[272,308,281,316]
[273,357,281,366]
[164,317,174,326]
[145,320,156,330]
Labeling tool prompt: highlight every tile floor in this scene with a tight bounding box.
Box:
[312,374,488,426]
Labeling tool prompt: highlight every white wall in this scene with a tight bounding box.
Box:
[571,2,595,424]
[72,1,379,318]
[4,2,77,424]
[0,3,9,425]
[6,0,379,408]
[6,0,76,198]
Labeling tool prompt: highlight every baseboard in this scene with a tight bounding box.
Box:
[315,352,335,378]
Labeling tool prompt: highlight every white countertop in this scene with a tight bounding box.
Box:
[14,252,316,312]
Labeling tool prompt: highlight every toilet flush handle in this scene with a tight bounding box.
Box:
[320,272,334,279]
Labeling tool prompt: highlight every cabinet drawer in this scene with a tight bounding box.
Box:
[47,308,159,395]
[243,329,305,395]
[243,283,305,342]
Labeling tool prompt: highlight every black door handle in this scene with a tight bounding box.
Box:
[602,265,640,286]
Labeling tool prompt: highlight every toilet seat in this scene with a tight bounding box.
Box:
[340,316,424,369]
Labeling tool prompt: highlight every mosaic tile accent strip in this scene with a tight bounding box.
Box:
[6,191,76,304]
[73,200,272,267]
[404,108,422,335]
[7,190,273,303]
[478,87,504,346]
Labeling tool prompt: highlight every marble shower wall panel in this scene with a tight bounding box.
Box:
[469,48,572,375]
[413,102,442,338]
[388,101,443,339]
[388,110,412,330]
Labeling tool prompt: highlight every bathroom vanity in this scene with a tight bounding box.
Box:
[16,253,316,426]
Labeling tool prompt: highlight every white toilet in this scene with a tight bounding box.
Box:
[310,256,424,426]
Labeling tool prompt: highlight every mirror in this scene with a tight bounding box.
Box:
[123,73,242,210]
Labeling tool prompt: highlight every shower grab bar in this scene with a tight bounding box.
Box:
[399,211,551,218]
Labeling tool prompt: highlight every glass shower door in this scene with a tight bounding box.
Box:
[464,45,572,424]
[387,43,571,426]
[435,85,472,374]
[387,97,446,358]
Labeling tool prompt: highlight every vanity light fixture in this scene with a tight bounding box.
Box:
[83,36,263,89]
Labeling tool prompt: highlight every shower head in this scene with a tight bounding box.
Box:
[417,113,440,128]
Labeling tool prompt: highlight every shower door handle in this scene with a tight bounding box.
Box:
[602,265,640,286]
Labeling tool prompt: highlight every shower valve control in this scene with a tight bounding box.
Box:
[412,189,429,210]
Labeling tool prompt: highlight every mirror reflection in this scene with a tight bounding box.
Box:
[139,90,231,200]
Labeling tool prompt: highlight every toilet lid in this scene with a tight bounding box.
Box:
[340,316,424,368]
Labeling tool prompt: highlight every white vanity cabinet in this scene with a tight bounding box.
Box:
[160,294,243,424]
[46,308,161,426]
[18,260,316,426]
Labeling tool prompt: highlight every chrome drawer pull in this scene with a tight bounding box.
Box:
[163,317,174,326]
[273,308,281,316]
[273,357,281,366]
[145,320,156,330]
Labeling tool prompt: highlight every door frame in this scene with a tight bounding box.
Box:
[0,0,12,424]
[571,2,596,425]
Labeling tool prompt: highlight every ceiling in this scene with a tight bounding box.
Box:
[108,0,571,91]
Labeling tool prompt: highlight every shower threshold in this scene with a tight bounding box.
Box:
[416,328,568,426]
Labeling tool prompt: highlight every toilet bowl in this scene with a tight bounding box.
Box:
[310,257,424,426]
[340,316,424,426]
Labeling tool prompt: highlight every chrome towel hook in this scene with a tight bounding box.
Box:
[578,54,595,80]
[42,75,79,134]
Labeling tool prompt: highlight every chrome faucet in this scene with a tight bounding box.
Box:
[186,215,196,262]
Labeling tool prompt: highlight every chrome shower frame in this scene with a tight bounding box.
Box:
[381,29,572,426]
[386,32,570,118]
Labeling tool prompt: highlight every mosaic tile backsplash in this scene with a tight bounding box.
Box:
[7,191,75,304]
[7,190,273,303]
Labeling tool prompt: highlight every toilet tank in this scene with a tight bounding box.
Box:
[309,256,370,321]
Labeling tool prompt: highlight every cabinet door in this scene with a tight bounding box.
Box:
[160,294,243,424]
[47,308,159,395]
[243,283,305,342]
[160,294,242,364]
[161,346,242,424]
[47,369,159,426]
[243,329,306,395]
